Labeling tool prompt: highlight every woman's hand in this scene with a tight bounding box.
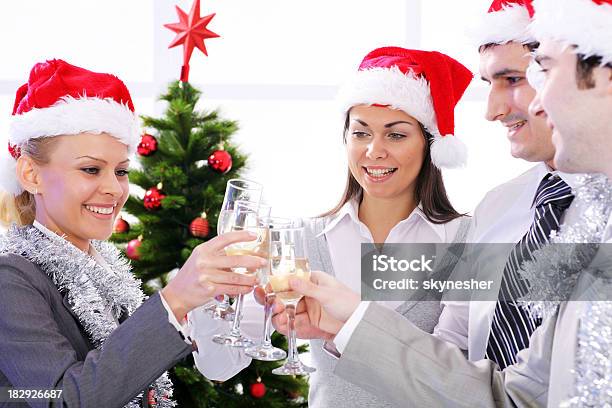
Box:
[161,231,266,321]
[268,271,361,339]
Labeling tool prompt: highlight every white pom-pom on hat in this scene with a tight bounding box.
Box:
[0,140,21,196]
[431,133,469,170]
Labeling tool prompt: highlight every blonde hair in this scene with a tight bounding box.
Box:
[0,137,58,227]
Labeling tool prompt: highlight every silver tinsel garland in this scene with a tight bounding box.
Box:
[517,173,612,408]
[518,174,612,319]
[561,301,612,408]
[0,225,176,408]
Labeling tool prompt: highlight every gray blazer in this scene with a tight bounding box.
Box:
[0,253,192,408]
[333,270,612,407]
[304,216,470,408]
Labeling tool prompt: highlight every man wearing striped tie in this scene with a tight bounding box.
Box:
[283,0,612,406]
[434,0,580,371]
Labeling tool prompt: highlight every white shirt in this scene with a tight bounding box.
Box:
[336,163,584,355]
[321,199,464,311]
[32,220,190,344]
[190,199,466,380]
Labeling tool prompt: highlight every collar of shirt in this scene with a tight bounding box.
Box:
[533,162,585,208]
[317,199,446,242]
[538,161,583,190]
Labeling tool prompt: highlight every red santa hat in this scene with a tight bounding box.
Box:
[336,47,473,169]
[469,0,536,47]
[530,0,612,65]
[0,59,139,195]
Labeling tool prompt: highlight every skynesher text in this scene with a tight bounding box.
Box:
[372,278,494,293]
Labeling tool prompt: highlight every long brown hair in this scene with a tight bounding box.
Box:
[0,137,58,227]
[321,110,464,224]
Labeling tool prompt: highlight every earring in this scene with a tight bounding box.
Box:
[33,188,38,195]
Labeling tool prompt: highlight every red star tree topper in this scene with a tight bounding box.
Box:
[164,0,220,82]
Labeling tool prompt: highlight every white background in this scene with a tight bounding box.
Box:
[0,0,532,218]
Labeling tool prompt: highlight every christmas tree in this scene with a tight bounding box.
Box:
[110,1,309,406]
[111,80,308,408]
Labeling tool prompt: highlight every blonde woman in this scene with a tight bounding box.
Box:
[0,59,262,408]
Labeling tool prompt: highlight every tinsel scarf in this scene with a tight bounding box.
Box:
[518,174,612,318]
[562,301,612,407]
[517,173,612,408]
[0,224,175,408]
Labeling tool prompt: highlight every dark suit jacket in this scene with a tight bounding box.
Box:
[0,253,192,408]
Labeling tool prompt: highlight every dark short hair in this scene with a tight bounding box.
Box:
[478,41,539,54]
[575,53,612,90]
[321,109,465,225]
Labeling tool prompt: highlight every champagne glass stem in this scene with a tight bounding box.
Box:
[286,303,299,364]
[229,293,245,337]
[244,291,286,361]
[261,293,275,348]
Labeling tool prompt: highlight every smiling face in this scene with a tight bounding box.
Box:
[27,133,130,250]
[529,39,612,176]
[345,105,426,202]
[479,42,555,164]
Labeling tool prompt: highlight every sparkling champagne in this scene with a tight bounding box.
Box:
[269,257,310,303]
[225,227,269,275]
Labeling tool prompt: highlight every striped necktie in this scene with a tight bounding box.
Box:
[485,173,574,369]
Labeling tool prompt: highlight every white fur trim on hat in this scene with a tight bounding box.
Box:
[337,66,438,136]
[431,133,468,169]
[0,137,21,195]
[531,0,612,65]
[9,96,140,155]
[336,66,467,168]
[469,3,535,46]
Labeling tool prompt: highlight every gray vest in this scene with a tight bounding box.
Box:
[303,216,470,408]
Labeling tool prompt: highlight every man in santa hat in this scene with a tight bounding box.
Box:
[526,2,612,405]
[528,0,612,183]
[433,0,579,371]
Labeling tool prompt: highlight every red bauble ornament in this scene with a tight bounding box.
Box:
[113,216,130,234]
[137,133,158,156]
[190,215,209,238]
[249,381,266,399]
[126,237,142,260]
[147,390,157,407]
[208,149,232,174]
[144,185,166,211]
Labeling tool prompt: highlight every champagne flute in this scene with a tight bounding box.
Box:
[244,217,296,361]
[205,179,263,320]
[270,223,316,375]
[212,201,271,347]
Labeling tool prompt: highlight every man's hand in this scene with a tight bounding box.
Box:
[267,271,361,339]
